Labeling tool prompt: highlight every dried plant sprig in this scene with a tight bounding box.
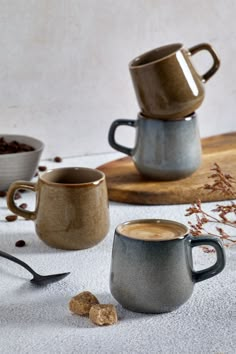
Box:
[185,163,236,250]
[203,162,236,197]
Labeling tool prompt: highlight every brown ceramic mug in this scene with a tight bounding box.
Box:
[129,43,220,120]
[7,167,110,250]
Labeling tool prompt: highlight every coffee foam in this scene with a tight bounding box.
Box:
[117,221,187,241]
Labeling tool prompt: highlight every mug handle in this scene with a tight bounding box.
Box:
[188,43,220,82]
[7,181,37,220]
[190,236,226,283]
[108,119,136,156]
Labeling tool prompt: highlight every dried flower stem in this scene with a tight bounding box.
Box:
[185,163,236,249]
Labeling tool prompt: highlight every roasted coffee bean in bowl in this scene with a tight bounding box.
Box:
[0,135,44,191]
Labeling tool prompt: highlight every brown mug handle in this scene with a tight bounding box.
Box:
[7,181,37,220]
[189,43,220,83]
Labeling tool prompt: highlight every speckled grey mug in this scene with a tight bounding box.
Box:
[110,219,226,314]
[108,112,202,180]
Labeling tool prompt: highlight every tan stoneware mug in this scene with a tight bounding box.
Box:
[129,42,220,119]
[7,167,110,250]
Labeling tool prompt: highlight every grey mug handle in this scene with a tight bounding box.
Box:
[108,119,136,156]
[188,43,220,83]
[190,236,226,283]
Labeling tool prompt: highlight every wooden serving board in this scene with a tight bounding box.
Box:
[97,132,236,205]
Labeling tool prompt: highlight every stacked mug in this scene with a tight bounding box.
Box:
[109,43,220,180]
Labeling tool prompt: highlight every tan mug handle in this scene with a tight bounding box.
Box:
[7,181,37,220]
[189,43,220,83]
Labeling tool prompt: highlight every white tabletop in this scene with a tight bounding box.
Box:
[0,152,235,354]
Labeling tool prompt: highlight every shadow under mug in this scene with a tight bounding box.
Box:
[7,167,110,250]
[110,219,226,314]
[129,43,220,119]
[108,112,202,180]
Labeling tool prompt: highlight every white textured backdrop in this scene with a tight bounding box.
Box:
[0,0,235,158]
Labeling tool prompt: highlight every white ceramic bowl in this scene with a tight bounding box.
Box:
[0,134,44,191]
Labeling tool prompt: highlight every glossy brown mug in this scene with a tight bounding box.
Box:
[129,43,220,119]
[7,167,110,250]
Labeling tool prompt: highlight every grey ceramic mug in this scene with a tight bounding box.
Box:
[110,219,226,314]
[108,112,202,180]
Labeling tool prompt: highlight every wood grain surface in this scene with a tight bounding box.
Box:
[97,132,236,205]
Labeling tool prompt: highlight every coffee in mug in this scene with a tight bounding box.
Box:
[108,112,202,180]
[117,220,186,241]
[129,43,220,119]
[110,219,226,313]
[7,167,110,250]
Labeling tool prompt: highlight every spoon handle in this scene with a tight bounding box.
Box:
[0,250,37,276]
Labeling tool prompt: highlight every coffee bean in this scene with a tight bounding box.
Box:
[5,215,18,222]
[14,192,21,200]
[38,166,47,172]
[18,189,26,193]
[19,203,27,209]
[0,191,7,197]
[54,156,62,163]
[15,240,26,247]
[34,171,39,177]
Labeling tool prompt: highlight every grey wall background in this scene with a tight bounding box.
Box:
[0,0,235,158]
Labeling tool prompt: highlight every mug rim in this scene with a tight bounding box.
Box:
[129,43,183,69]
[39,167,105,187]
[115,218,189,241]
[138,111,197,121]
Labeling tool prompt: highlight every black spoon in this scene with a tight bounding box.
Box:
[0,250,70,286]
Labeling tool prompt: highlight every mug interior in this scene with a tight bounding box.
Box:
[40,167,104,185]
[130,43,183,67]
[116,219,189,241]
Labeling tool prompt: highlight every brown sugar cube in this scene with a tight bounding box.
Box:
[69,291,99,316]
[89,304,118,326]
